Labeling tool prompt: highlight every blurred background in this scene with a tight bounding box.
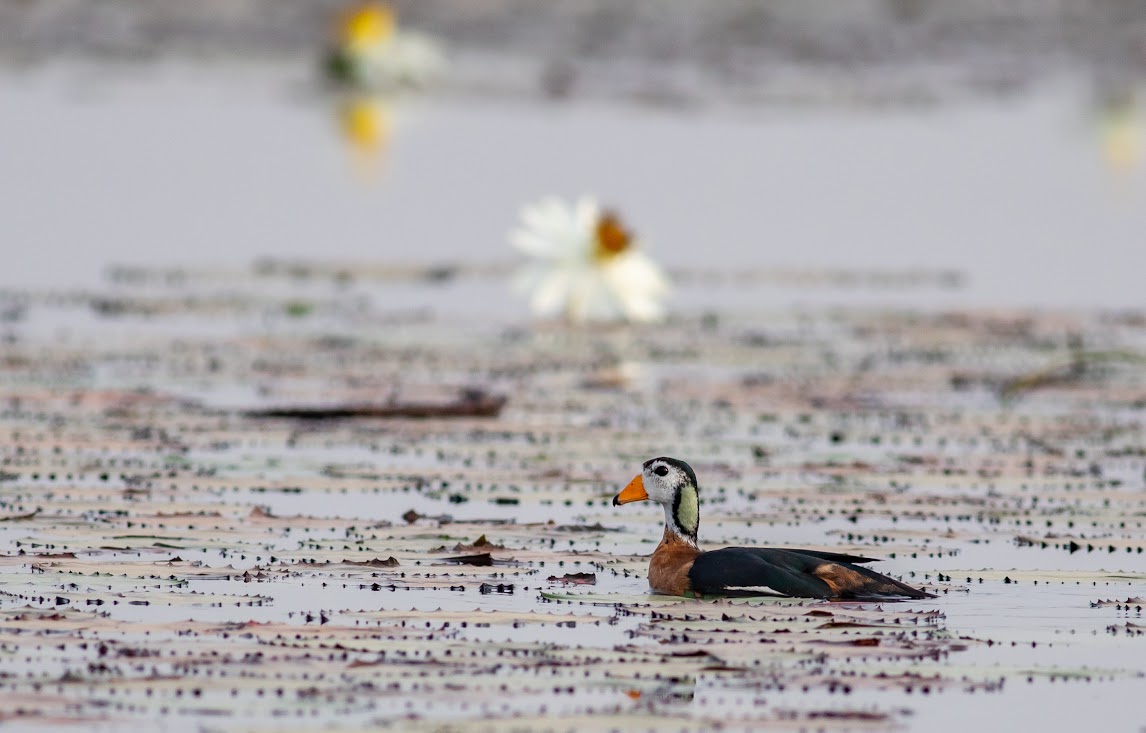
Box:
[1,0,1144,310]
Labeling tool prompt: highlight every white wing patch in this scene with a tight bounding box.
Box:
[725,585,784,596]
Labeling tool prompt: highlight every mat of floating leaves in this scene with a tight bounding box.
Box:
[1,269,1145,731]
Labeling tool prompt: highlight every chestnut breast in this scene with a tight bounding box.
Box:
[647,528,701,596]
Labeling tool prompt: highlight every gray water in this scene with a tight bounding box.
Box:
[2,63,1143,311]
[2,58,1146,733]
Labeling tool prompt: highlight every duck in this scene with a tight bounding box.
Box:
[613,456,933,600]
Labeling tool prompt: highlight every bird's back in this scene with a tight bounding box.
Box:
[688,546,934,600]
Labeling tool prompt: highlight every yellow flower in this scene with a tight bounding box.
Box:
[326,2,445,90]
[339,3,396,54]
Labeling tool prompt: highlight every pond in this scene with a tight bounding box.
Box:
[0,58,1145,732]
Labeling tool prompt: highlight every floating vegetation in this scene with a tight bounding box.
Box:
[241,388,507,420]
[1,270,1145,730]
[1000,349,1146,403]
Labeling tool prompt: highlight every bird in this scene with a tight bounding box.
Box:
[612,456,934,600]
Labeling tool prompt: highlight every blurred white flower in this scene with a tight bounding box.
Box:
[510,196,671,324]
[325,3,445,90]
[1098,91,1141,172]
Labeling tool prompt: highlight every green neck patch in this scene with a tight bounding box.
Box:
[674,485,699,539]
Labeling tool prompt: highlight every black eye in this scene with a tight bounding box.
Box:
[654,465,668,477]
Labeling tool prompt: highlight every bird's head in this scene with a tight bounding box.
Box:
[613,456,700,542]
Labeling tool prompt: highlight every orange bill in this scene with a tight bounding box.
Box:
[612,474,648,506]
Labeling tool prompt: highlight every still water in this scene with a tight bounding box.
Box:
[1,62,1143,311]
[3,53,1146,733]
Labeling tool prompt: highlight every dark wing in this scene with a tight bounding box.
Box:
[786,549,879,564]
[688,547,836,598]
[688,547,934,600]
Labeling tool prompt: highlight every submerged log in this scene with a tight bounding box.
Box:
[241,389,506,420]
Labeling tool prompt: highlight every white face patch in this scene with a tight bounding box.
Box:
[642,458,700,540]
[642,461,678,504]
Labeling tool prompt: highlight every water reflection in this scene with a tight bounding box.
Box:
[336,93,391,178]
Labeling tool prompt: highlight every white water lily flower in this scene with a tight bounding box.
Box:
[326,3,445,90]
[510,196,671,324]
